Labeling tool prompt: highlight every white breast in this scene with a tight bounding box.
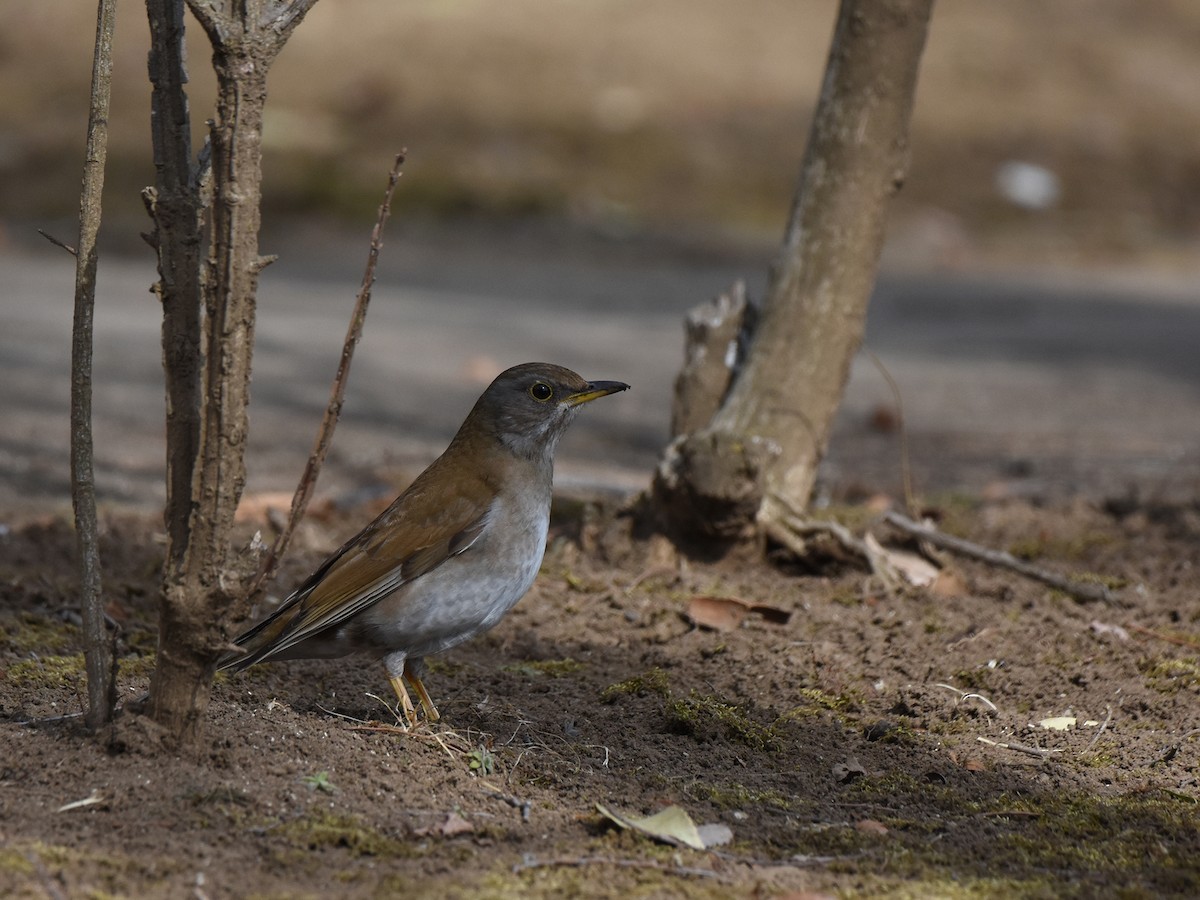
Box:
[361,486,551,659]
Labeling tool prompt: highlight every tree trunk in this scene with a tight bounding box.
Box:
[74,0,119,730]
[146,0,318,748]
[655,0,933,549]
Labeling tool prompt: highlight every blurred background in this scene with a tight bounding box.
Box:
[2,0,1199,511]
[5,0,1200,265]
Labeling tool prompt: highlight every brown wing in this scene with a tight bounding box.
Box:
[223,462,494,670]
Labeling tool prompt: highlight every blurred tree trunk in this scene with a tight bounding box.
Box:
[655,0,933,551]
[143,0,318,749]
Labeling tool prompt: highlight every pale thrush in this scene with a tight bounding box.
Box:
[220,363,628,726]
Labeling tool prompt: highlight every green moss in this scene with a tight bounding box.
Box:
[2,611,82,653]
[950,667,992,691]
[601,667,671,702]
[1138,656,1200,693]
[687,781,793,811]
[277,811,408,858]
[665,692,777,751]
[0,846,35,877]
[7,654,86,687]
[502,658,583,678]
[7,652,157,687]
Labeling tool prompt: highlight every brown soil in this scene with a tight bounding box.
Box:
[3,485,1199,897]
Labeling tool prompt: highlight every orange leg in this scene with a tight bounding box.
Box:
[387,670,418,729]
[404,660,441,723]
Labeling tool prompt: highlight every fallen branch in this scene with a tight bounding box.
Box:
[883,510,1116,604]
[977,737,1063,759]
[246,151,406,600]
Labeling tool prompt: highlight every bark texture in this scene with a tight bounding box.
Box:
[145,0,318,748]
[656,0,933,549]
[73,0,119,730]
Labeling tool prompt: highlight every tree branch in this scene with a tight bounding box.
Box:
[883,510,1116,604]
[73,0,119,731]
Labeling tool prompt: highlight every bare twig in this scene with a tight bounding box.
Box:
[977,737,1063,759]
[38,229,79,256]
[863,346,917,518]
[1124,622,1200,651]
[481,782,533,822]
[246,152,406,600]
[1082,706,1113,755]
[883,510,1116,604]
[933,683,998,713]
[72,0,119,731]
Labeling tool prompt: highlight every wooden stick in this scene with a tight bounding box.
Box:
[883,510,1115,604]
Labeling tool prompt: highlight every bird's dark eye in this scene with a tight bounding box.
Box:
[529,382,554,402]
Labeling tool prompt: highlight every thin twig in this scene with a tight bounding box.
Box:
[72,0,119,731]
[863,345,916,518]
[1124,622,1200,650]
[883,510,1115,604]
[1082,706,1113,755]
[977,737,1063,759]
[481,782,533,822]
[933,682,998,713]
[246,152,406,600]
[38,229,79,256]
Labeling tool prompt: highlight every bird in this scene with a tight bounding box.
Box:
[220,362,629,727]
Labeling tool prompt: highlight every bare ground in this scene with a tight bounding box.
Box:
[2,480,1199,897]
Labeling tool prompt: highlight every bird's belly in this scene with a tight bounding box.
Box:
[358,510,547,658]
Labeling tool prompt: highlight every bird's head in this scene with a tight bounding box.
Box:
[462,362,629,462]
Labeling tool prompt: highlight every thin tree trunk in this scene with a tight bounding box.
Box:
[716,0,932,513]
[655,0,933,549]
[145,0,319,748]
[145,0,204,570]
[73,0,119,731]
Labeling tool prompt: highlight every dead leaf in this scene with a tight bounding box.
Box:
[235,491,295,523]
[931,568,968,597]
[963,758,989,772]
[595,803,704,850]
[439,812,475,837]
[855,818,889,837]
[686,595,791,632]
[696,823,734,848]
[865,533,938,587]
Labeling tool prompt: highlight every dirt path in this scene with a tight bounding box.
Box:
[2,222,1198,516]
